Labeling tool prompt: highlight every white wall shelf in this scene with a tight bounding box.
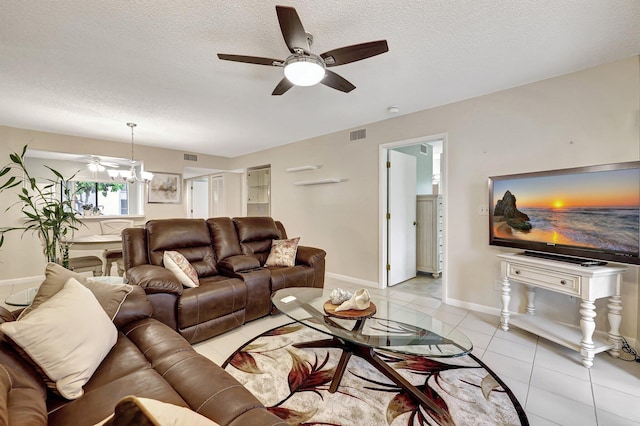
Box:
[294,178,342,186]
[286,165,319,172]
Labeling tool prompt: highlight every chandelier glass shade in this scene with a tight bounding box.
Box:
[107,123,153,184]
[284,54,325,86]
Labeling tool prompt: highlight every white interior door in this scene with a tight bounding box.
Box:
[387,150,417,286]
[189,178,209,218]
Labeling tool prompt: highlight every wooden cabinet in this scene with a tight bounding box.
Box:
[416,195,442,277]
[498,253,625,368]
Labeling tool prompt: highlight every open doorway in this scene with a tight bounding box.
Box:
[379,134,447,299]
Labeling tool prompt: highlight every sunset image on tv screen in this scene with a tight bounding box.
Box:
[492,167,640,255]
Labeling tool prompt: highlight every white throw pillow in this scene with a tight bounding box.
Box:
[163,251,200,288]
[0,278,118,399]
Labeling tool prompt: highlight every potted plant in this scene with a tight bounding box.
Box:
[0,145,84,268]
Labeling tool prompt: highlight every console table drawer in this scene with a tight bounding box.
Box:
[506,264,581,295]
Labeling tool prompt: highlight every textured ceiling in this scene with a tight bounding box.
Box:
[1,1,639,158]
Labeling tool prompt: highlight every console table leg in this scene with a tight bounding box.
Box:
[525,285,536,315]
[607,295,622,358]
[500,278,511,331]
[579,299,596,368]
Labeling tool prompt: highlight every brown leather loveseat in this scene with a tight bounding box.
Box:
[123,216,326,343]
[0,285,286,426]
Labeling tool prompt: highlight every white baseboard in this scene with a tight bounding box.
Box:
[445,297,501,316]
[325,272,379,289]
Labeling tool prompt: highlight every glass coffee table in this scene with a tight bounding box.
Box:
[272,287,472,416]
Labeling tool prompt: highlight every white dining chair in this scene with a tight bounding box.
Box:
[99,219,134,276]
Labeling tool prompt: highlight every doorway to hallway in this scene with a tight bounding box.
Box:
[379,135,447,298]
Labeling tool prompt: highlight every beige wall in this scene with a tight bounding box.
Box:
[228,56,640,341]
[1,56,638,343]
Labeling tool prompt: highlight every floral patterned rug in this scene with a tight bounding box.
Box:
[222,323,528,426]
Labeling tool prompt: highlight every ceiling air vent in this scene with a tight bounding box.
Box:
[184,153,198,162]
[349,129,366,141]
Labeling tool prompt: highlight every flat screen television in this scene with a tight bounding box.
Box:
[488,161,640,265]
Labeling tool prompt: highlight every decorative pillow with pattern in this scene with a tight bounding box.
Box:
[0,278,118,400]
[264,237,300,267]
[163,251,200,288]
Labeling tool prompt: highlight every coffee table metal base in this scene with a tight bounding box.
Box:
[294,337,446,418]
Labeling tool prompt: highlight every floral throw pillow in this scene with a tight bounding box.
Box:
[163,251,200,288]
[264,237,300,267]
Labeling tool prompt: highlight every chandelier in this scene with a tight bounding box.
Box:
[107,123,153,184]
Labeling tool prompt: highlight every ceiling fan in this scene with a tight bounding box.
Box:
[217,5,389,95]
[86,156,119,172]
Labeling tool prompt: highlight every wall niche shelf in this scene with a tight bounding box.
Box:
[294,178,342,186]
[286,165,319,173]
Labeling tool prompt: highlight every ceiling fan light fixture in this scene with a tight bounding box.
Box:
[284,55,325,86]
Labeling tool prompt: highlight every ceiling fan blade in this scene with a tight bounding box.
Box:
[276,6,309,54]
[272,78,294,96]
[217,54,283,66]
[321,70,356,93]
[321,40,389,67]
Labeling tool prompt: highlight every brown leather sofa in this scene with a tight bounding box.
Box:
[123,217,326,343]
[0,286,286,426]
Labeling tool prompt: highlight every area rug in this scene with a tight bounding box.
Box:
[222,323,528,426]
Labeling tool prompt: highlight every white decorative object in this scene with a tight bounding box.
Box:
[335,288,371,312]
[329,288,353,305]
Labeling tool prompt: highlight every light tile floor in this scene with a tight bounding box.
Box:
[2,274,639,425]
[192,276,640,426]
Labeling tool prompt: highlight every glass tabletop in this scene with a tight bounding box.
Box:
[272,287,472,358]
[5,287,38,307]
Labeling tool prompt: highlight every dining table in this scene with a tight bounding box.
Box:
[64,234,122,251]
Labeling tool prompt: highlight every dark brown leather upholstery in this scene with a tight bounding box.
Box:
[123,217,326,343]
[0,287,286,426]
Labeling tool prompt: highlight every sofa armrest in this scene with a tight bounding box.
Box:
[112,285,153,329]
[126,265,183,297]
[296,246,326,267]
[218,254,261,274]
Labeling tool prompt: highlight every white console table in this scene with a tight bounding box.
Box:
[498,253,626,368]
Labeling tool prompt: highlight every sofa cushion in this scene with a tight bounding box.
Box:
[99,396,219,426]
[19,262,133,321]
[164,251,200,288]
[0,363,47,426]
[207,217,243,261]
[147,219,218,277]
[265,237,300,267]
[269,265,316,293]
[233,217,282,264]
[0,279,117,400]
[177,277,247,329]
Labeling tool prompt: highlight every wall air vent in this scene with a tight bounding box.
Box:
[420,144,429,155]
[349,129,366,141]
[184,154,198,162]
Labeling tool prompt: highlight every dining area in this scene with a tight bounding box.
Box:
[65,219,134,277]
